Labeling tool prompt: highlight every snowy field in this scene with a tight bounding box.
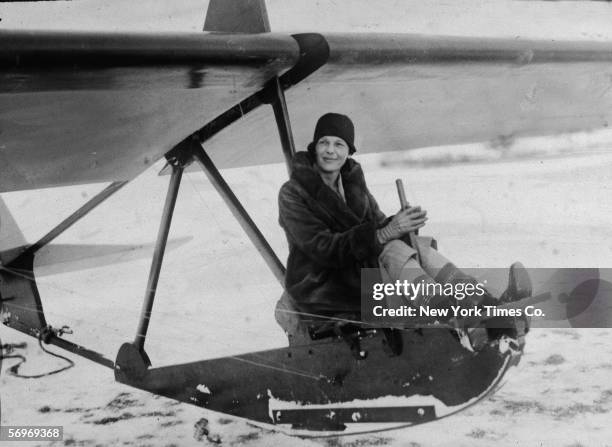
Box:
[2,143,612,446]
[2,1,612,446]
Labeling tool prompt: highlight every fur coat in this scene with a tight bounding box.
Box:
[278,151,387,313]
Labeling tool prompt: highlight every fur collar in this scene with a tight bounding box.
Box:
[289,151,371,228]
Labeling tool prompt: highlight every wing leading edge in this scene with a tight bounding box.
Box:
[2,31,612,191]
[0,30,299,192]
[203,33,612,169]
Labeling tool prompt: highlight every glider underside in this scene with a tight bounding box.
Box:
[1,31,612,192]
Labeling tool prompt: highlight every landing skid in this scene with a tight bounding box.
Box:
[265,352,512,438]
[115,326,522,435]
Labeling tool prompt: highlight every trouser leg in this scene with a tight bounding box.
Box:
[418,242,452,280]
[379,239,495,308]
[430,256,495,306]
[378,240,451,308]
[391,236,461,282]
[403,239,495,306]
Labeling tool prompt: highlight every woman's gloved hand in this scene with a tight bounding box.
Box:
[376,206,427,244]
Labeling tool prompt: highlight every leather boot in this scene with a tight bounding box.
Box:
[499,262,532,303]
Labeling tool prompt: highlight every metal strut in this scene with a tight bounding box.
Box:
[191,141,286,284]
[1,181,127,370]
[5,181,127,267]
[133,162,183,354]
[116,141,284,379]
[269,77,296,174]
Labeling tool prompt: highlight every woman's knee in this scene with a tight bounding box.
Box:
[379,239,418,271]
[381,239,415,257]
[384,239,409,251]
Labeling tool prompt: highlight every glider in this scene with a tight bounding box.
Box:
[2,0,612,435]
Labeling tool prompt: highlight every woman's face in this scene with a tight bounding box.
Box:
[315,136,350,173]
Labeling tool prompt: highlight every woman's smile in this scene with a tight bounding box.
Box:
[315,136,349,173]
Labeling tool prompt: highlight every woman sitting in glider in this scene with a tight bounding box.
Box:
[277,112,531,329]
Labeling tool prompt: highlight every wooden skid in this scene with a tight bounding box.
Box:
[272,405,437,426]
[115,328,514,430]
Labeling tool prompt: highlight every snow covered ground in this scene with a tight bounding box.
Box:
[2,1,612,446]
[2,144,612,446]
